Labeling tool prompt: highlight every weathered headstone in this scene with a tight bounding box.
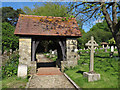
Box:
[110,46,114,57]
[83,36,100,82]
[52,51,55,55]
[74,49,78,53]
[17,64,27,78]
[51,51,55,57]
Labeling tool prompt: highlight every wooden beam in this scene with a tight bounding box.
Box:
[32,39,35,61]
[59,40,66,61]
[35,41,40,50]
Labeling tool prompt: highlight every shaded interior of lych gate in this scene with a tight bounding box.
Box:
[31,35,71,69]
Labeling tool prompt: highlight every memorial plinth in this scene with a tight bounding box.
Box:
[83,72,100,82]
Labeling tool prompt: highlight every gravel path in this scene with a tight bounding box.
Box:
[28,54,75,88]
[28,74,75,88]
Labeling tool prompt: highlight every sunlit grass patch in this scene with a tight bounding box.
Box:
[2,75,28,88]
[65,49,119,88]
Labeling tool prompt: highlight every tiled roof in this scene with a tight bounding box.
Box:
[101,42,108,45]
[14,14,82,36]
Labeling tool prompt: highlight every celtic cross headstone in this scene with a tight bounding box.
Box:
[85,36,98,72]
[83,36,100,82]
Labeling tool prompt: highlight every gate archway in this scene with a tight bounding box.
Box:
[14,14,82,76]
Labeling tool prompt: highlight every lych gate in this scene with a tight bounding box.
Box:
[14,14,82,76]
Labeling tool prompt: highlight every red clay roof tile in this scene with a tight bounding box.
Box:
[14,14,82,36]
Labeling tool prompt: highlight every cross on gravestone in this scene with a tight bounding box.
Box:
[85,36,98,73]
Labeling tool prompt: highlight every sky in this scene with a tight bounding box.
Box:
[1,1,100,32]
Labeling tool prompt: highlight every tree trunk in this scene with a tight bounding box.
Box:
[101,2,120,57]
[113,29,120,57]
[59,40,66,61]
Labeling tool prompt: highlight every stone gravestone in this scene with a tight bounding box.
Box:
[49,49,52,58]
[17,64,27,78]
[83,36,100,82]
[74,49,78,53]
[51,51,55,57]
[110,46,114,57]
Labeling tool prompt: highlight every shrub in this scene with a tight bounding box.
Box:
[2,53,19,78]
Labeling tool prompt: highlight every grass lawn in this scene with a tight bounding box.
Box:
[65,49,119,88]
[2,76,28,89]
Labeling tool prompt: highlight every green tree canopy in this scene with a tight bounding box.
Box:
[24,3,69,17]
[90,20,110,32]
[2,7,25,26]
[77,22,112,49]
[2,22,19,52]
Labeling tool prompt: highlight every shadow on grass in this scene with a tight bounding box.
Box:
[95,55,110,58]
[76,70,86,74]
[79,54,87,56]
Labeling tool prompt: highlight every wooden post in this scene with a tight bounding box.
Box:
[59,39,66,61]
[32,39,35,61]
[35,41,39,50]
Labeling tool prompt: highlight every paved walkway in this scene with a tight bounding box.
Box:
[28,75,75,88]
[28,54,75,88]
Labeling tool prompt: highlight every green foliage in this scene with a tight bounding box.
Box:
[24,3,69,17]
[45,53,57,61]
[101,15,105,19]
[77,20,112,49]
[2,7,25,26]
[90,20,110,32]
[108,38,116,45]
[2,75,27,88]
[65,49,119,88]
[80,28,85,35]
[2,22,19,52]
[2,53,19,78]
[70,15,75,18]
[77,30,112,49]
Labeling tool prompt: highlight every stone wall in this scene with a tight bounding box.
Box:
[19,37,32,66]
[61,38,78,69]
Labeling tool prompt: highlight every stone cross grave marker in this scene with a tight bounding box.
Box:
[85,36,98,72]
[84,36,100,82]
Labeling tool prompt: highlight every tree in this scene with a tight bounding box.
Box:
[2,22,19,52]
[2,7,25,26]
[90,20,110,32]
[68,2,120,56]
[24,3,69,17]
[108,38,116,46]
